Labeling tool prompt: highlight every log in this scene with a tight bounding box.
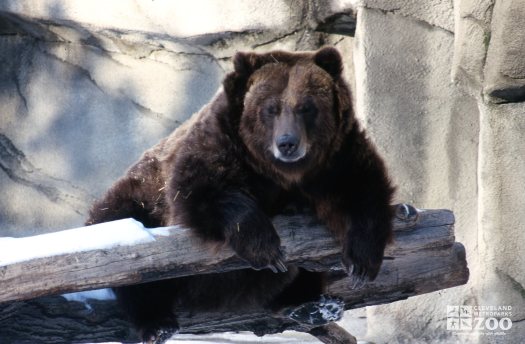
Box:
[0,206,469,343]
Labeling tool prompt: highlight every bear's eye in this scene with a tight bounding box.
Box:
[295,101,317,118]
[265,104,280,116]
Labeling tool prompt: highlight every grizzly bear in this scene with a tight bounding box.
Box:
[86,47,394,343]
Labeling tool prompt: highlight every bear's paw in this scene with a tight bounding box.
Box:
[285,295,345,326]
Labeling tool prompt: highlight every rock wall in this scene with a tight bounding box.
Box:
[354,5,481,342]
[352,1,524,343]
[0,1,523,343]
[0,1,352,236]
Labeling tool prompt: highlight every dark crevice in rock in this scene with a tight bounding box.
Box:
[14,73,28,111]
[461,13,491,29]
[332,36,346,46]
[251,29,302,49]
[0,11,61,41]
[38,44,106,94]
[186,29,264,48]
[149,49,226,73]
[2,10,224,73]
[367,6,402,16]
[316,13,356,37]
[130,100,180,129]
[487,84,525,104]
[495,268,525,300]
[366,7,454,35]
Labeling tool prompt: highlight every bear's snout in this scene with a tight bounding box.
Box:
[276,134,299,157]
[272,133,307,163]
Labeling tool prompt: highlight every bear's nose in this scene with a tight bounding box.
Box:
[276,134,299,157]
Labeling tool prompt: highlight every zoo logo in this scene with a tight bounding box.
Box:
[447,306,513,333]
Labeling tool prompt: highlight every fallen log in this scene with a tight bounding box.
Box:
[0,206,469,343]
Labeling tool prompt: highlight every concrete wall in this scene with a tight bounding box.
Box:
[0,1,523,343]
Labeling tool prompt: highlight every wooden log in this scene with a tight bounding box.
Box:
[1,207,452,304]
[0,207,469,343]
[309,323,357,344]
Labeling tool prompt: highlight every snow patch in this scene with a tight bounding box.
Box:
[146,225,181,236]
[62,288,116,311]
[170,331,320,343]
[0,218,155,267]
[61,288,116,312]
[62,288,116,302]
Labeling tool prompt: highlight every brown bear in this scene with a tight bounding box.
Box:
[86,47,395,343]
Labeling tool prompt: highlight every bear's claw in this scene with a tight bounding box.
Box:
[258,257,287,273]
[395,203,418,222]
[342,230,383,283]
[245,246,287,273]
[347,266,368,289]
[272,257,288,273]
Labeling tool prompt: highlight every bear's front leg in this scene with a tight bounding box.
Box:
[342,210,392,285]
[312,195,393,285]
[173,188,287,273]
[219,191,287,272]
[113,281,180,344]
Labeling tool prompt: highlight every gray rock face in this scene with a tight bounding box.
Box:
[477,102,525,344]
[452,0,494,95]
[0,12,225,235]
[483,0,525,103]
[351,0,455,32]
[0,3,354,237]
[352,1,525,343]
[353,7,481,343]
[453,0,525,103]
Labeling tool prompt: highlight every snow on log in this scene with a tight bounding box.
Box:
[0,206,469,343]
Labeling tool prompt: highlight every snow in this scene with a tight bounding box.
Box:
[146,225,180,236]
[166,331,320,343]
[62,288,116,302]
[0,218,155,267]
[62,288,116,311]
[87,332,323,344]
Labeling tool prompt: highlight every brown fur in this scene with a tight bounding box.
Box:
[86,47,395,341]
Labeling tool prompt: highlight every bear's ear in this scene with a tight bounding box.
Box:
[314,47,343,79]
[223,52,265,109]
[232,51,265,77]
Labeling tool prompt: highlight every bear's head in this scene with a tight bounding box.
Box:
[224,47,354,185]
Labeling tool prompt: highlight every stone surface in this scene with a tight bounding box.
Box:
[477,102,525,344]
[348,0,455,32]
[453,0,525,103]
[353,2,525,343]
[0,2,356,235]
[353,7,480,344]
[0,12,224,235]
[452,0,494,95]
[483,0,525,103]
[0,2,356,237]
[0,0,302,38]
